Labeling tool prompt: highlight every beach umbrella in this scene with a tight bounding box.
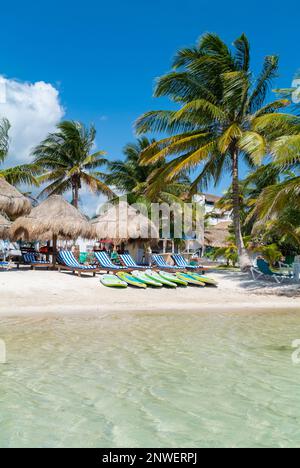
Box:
[0,213,11,240]
[0,177,31,218]
[91,202,159,242]
[10,195,93,266]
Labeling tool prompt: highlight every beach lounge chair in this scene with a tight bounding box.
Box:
[151,254,182,271]
[119,253,149,270]
[172,254,207,274]
[94,251,131,272]
[21,252,51,270]
[251,258,293,284]
[58,251,100,277]
[0,261,14,271]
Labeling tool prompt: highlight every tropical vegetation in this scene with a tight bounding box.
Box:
[1,32,300,269]
[135,33,299,268]
[32,121,114,208]
[0,118,38,186]
[105,136,191,205]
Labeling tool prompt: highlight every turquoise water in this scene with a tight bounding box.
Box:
[1,309,300,448]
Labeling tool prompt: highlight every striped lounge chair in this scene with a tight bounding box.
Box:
[0,261,13,271]
[119,253,148,270]
[172,254,207,274]
[151,254,182,271]
[58,251,100,277]
[94,251,132,272]
[22,252,50,270]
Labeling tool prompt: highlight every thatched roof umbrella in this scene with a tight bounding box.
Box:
[10,195,93,266]
[0,213,11,239]
[91,202,159,242]
[0,177,31,218]
[205,221,232,248]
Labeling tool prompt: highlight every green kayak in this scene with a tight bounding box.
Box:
[176,272,206,287]
[132,270,163,287]
[189,272,218,286]
[159,271,188,286]
[100,274,128,288]
[116,272,147,289]
[145,270,177,288]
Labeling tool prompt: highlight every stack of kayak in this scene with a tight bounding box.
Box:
[100,270,218,289]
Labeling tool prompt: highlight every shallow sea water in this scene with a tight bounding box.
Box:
[1,308,300,448]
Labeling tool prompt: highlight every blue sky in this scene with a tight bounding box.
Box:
[0,0,299,206]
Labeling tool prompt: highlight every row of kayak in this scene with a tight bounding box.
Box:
[100,270,218,289]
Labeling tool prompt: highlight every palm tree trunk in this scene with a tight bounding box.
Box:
[232,150,251,271]
[72,179,79,209]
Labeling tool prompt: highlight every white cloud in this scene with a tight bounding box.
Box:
[0,76,64,165]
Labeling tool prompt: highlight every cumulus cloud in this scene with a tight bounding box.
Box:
[0,76,64,165]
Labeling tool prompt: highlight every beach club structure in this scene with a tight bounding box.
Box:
[0,213,11,240]
[91,202,159,265]
[10,195,93,269]
[0,177,31,219]
[2,190,295,285]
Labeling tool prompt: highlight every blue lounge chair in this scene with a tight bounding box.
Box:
[58,251,100,277]
[172,254,207,274]
[94,251,131,272]
[251,258,293,284]
[22,252,50,270]
[119,253,148,270]
[0,261,12,271]
[151,254,182,271]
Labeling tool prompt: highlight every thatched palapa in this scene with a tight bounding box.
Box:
[205,221,232,248]
[91,202,159,241]
[0,213,11,239]
[10,195,93,265]
[0,177,31,218]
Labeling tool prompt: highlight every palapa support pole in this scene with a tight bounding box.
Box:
[52,234,58,268]
[46,241,50,262]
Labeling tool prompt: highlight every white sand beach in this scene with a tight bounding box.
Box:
[1,268,299,316]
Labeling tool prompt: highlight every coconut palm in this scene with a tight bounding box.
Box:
[0,118,40,186]
[136,33,299,268]
[105,136,191,204]
[0,118,10,162]
[32,121,114,208]
[251,132,300,220]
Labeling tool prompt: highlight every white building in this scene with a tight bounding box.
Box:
[203,193,231,225]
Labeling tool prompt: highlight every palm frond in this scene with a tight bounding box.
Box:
[248,55,279,112]
[233,34,250,71]
[0,118,10,163]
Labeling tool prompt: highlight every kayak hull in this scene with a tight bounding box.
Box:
[132,270,163,287]
[176,272,205,287]
[100,274,128,288]
[159,271,188,286]
[145,270,177,288]
[190,273,218,286]
[116,272,147,289]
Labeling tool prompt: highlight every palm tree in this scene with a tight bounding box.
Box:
[105,136,191,204]
[32,121,114,208]
[135,33,298,269]
[0,118,10,162]
[251,132,300,220]
[0,117,39,186]
[215,163,288,233]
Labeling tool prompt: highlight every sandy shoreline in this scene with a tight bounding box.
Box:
[1,268,299,317]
